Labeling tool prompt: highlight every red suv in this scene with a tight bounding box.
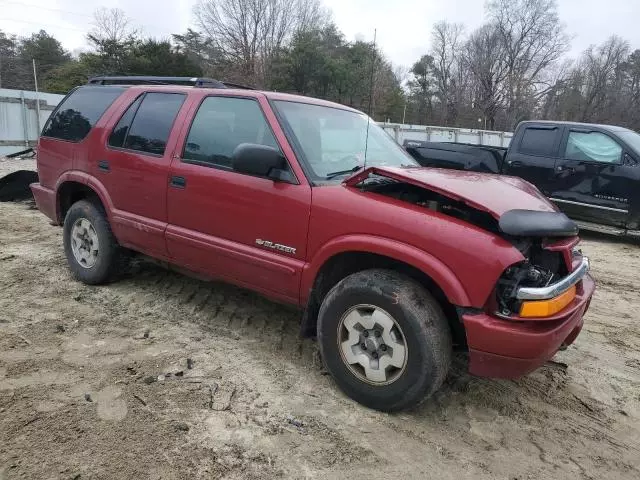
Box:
[31,76,595,411]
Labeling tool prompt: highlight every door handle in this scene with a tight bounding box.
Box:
[507,160,523,167]
[556,165,574,172]
[170,176,186,188]
[98,160,110,172]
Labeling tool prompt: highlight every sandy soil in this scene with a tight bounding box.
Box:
[0,200,639,480]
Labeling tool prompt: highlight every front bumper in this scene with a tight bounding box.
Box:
[30,182,58,224]
[463,273,595,378]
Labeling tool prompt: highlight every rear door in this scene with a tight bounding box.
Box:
[549,128,632,227]
[502,124,562,195]
[165,94,311,304]
[96,91,187,257]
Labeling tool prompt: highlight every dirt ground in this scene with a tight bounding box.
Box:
[0,200,639,480]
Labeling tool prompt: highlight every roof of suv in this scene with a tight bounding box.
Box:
[100,83,363,114]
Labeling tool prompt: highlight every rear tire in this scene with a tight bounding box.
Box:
[317,269,452,412]
[63,199,126,284]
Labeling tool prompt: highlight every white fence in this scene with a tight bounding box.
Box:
[0,89,65,157]
[0,88,514,157]
[380,122,513,148]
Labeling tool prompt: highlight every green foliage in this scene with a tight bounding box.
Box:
[42,61,92,94]
[19,30,70,76]
[123,40,202,77]
[270,25,399,118]
[40,38,201,94]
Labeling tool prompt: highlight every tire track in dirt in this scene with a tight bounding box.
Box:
[2,201,640,479]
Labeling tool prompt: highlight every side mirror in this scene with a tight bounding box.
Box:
[232,143,292,181]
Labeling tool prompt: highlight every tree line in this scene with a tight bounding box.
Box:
[0,0,639,132]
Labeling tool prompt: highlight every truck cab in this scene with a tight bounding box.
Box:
[505,121,640,234]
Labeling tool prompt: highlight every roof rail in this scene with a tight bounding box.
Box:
[87,76,228,88]
[221,82,255,90]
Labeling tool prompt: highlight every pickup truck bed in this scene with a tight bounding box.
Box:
[404,141,506,174]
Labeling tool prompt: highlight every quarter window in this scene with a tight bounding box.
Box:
[108,95,143,148]
[109,92,185,156]
[565,131,622,164]
[519,127,558,157]
[182,97,279,168]
[42,86,125,142]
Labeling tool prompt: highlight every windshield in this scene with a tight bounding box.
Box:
[273,100,417,181]
[617,129,640,154]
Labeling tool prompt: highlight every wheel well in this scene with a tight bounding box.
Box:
[301,251,466,347]
[57,181,103,222]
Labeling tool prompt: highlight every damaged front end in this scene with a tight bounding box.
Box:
[494,212,589,321]
[345,166,595,378]
[494,240,590,319]
[348,167,591,321]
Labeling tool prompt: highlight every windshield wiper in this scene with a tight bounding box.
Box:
[325,165,363,179]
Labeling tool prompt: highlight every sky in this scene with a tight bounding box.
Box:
[1,0,638,68]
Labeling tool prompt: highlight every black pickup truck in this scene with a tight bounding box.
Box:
[404,120,640,236]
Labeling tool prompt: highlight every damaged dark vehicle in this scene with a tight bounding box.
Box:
[404,121,640,237]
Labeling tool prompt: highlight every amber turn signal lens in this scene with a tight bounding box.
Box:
[519,286,576,318]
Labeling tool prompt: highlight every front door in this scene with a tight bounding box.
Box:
[549,128,632,227]
[166,95,311,304]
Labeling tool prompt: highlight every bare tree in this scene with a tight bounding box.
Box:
[193,0,327,86]
[579,36,629,122]
[88,8,137,45]
[430,21,465,124]
[463,24,509,130]
[487,0,569,128]
[86,8,138,73]
[295,0,331,34]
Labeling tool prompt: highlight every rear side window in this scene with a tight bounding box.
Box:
[108,95,143,148]
[182,96,278,168]
[108,92,186,156]
[42,86,125,142]
[518,127,557,157]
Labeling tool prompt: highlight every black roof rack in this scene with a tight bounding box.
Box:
[87,76,255,90]
[221,81,255,90]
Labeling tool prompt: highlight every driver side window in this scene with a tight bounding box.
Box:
[565,131,622,164]
[182,96,279,169]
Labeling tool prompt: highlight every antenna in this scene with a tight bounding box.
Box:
[363,28,377,172]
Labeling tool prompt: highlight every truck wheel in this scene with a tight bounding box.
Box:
[63,199,126,285]
[317,269,452,411]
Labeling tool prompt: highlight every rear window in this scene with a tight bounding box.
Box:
[518,127,558,157]
[42,86,125,142]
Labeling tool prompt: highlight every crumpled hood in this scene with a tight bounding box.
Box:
[345,166,557,219]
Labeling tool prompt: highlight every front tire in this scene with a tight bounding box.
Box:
[63,199,125,285]
[317,269,452,411]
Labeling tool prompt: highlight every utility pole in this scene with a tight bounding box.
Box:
[33,59,41,133]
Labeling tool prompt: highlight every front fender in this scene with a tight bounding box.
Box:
[300,234,472,307]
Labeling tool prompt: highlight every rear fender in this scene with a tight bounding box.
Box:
[55,171,114,224]
[301,234,472,306]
